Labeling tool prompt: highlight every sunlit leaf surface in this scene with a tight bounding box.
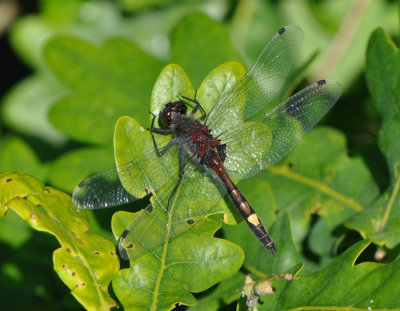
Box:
[239,240,400,310]
[0,172,119,311]
[348,28,400,249]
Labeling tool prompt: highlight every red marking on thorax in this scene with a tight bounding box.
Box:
[189,123,222,160]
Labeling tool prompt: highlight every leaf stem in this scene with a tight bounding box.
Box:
[243,264,267,278]
[311,0,372,80]
[268,165,363,211]
[150,182,183,310]
[379,163,400,230]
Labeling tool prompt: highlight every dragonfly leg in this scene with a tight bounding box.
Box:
[149,111,172,134]
[151,133,176,156]
[180,91,207,120]
[149,112,175,156]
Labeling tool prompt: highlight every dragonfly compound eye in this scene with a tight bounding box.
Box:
[160,103,174,126]
[161,101,188,126]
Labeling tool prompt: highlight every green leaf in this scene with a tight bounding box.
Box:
[240,127,378,265]
[113,63,247,259]
[224,212,300,276]
[0,136,47,182]
[224,126,377,271]
[197,61,247,116]
[110,62,250,309]
[118,0,171,12]
[240,240,400,310]
[347,28,400,250]
[0,209,32,248]
[150,63,196,117]
[282,128,377,258]
[1,74,67,145]
[0,172,119,310]
[111,211,244,310]
[171,12,242,88]
[10,15,57,68]
[48,147,115,193]
[187,272,245,311]
[44,36,165,144]
[9,1,124,68]
[365,28,400,118]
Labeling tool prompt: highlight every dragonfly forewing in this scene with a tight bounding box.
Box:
[217,80,342,180]
[207,25,304,134]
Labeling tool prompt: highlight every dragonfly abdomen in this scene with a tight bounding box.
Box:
[207,157,277,254]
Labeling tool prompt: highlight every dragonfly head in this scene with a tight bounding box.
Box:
[160,101,187,126]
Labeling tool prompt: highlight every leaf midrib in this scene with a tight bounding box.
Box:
[268,165,363,211]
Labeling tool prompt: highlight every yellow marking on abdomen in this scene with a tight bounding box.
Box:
[247,213,260,227]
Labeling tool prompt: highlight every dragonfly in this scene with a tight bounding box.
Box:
[72,25,342,259]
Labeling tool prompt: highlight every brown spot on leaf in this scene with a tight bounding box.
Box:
[284,273,293,280]
[62,265,67,270]
[71,271,76,277]
[254,279,274,296]
[6,178,12,182]
[94,251,100,255]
